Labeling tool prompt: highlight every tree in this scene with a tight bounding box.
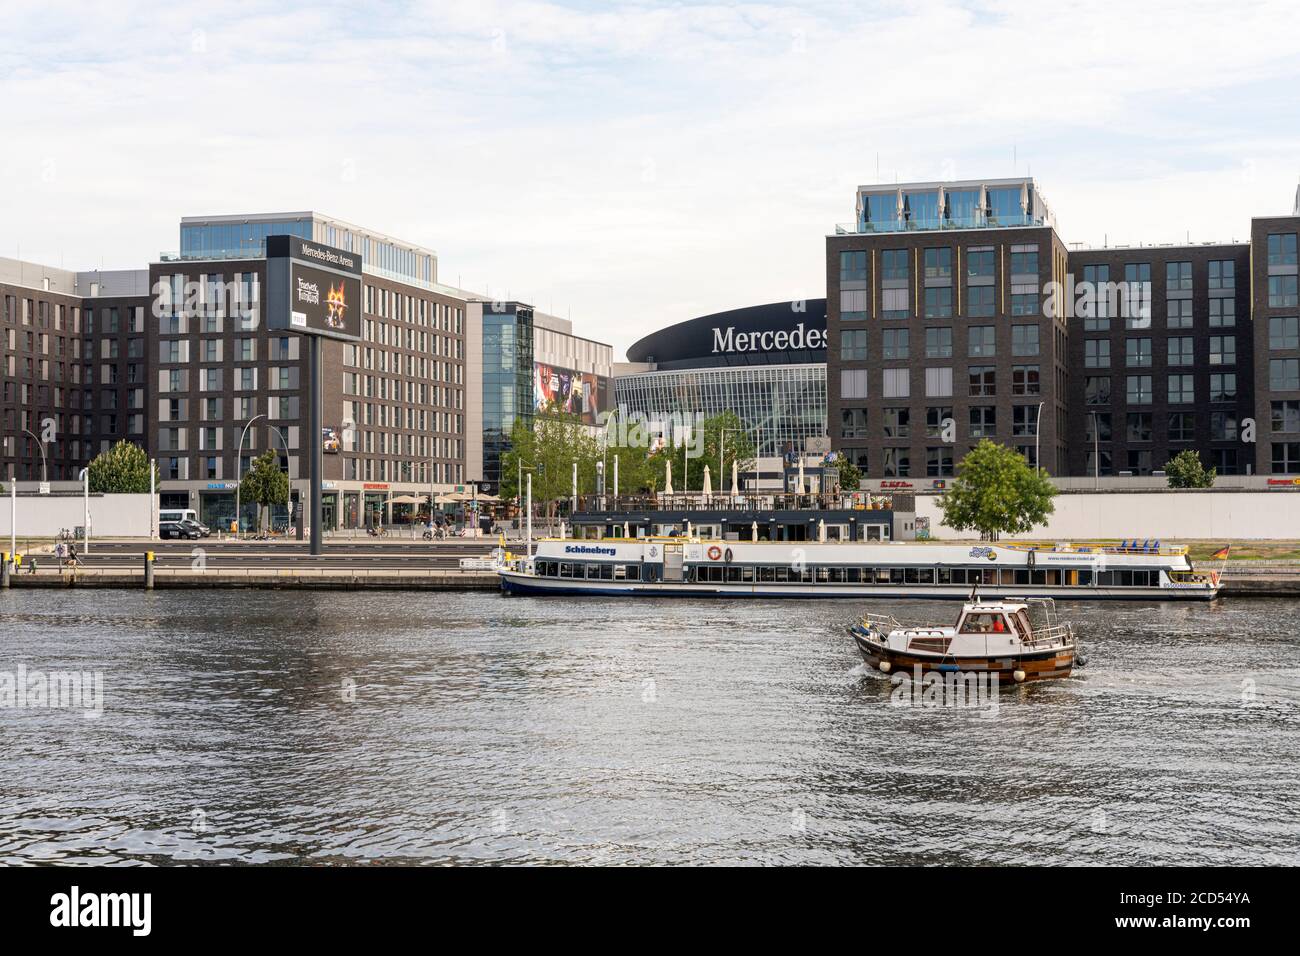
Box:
[936,440,1056,540]
[499,403,600,527]
[240,449,289,532]
[1165,449,1216,489]
[828,451,863,492]
[87,440,159,494]
[695,411,756,494]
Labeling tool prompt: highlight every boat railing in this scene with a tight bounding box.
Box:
[1023,622,1074,648]
[1003,539,1189,556]
[859,612,948,636]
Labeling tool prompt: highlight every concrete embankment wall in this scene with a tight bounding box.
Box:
[0,493,153,538]
[916,491,1300,541]
[3,569,500,590]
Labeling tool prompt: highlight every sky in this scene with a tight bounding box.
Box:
[2,0,1299,358]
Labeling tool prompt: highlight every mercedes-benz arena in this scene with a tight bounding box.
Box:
[614,300,827,459]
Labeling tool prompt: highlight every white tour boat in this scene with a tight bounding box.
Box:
[850,597,1080,682]
[495,537,1221,600]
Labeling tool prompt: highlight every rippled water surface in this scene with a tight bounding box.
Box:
[1,590,1298,865]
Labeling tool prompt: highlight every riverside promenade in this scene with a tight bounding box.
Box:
[3,536,1300,595]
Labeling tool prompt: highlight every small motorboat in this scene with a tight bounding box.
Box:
[849,595,1080,683]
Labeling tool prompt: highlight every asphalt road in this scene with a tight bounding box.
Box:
[50,538,506,570]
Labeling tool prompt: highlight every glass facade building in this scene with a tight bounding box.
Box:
[481,303,534,489]
[614,364,827,458]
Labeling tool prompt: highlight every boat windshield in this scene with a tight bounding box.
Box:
[960,613,1008,634]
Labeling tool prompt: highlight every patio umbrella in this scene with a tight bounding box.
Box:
[797,457,805,493]
[702,465,712,496]
[664,460,673,495]
[818,519,826,542]
[389,494,426,505]
[731,459,739,495]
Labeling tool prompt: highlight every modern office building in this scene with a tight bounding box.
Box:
[465,302,613,494]
[826,177,1300,480]
[614,300,829,460]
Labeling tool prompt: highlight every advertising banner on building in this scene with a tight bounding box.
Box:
[322,427,340,454]
[534,363,608,425]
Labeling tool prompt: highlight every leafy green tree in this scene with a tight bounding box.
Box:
[240,449,289,532]
[500,403,600,527]
[829,452,863,492]
[936,440,1056,540]
[1165,449,1216,489]
[695,411,756,494]
[87,440,159,494]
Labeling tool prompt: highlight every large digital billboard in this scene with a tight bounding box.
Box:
[534,363,608,425]
[266,235,362,341]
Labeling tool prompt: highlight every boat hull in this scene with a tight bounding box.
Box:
[850,625,1075,683]
[497,570,1217,601]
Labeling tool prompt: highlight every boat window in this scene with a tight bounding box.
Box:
[741,566,754,582]
[774,567,790,583]
[1078,570,1092,586]
[905,567,920,584]
[560,563,575,578]
[829,568,844,583]
[726,566,742,583]
[999,569,1015,586]
[960,613,1008,634]
[1014,569,1030,585]
[600,564,614,580]
[980,568,998,585]
[625,564,641,581]
[759,567,775,582]
[890,568,905,584]
[875,568,890,584]
[1031,570,1046,585]
[951,568,968,584]
[937,568,952,584]
[1014,611,1033,635]
[919,568,935,584]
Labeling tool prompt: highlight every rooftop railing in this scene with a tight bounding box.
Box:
[570,492,895,514]
[833,214,1048,235]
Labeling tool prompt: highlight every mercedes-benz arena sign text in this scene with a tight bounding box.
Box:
[711,322,826,355]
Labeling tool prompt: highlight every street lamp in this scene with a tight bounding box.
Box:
[21,429,47,485]
[1089,410,1101,490]
[1034,401,1045,476]
[234,413,266,537]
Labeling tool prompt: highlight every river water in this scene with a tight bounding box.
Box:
[1,590,1297,865]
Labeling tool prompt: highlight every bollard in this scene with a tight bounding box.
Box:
[1,552,9,589]
[144,551,155,590]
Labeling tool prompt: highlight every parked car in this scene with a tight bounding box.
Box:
[160,520,202,540]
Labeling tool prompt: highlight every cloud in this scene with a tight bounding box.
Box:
[1,0,1298,355]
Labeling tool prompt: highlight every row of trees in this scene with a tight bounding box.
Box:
[499,406,758,522]
[83,440,288,532]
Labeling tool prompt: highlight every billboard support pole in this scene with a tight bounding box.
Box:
[309,335,324,556]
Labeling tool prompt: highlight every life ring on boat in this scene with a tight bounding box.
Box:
[707,545,723,561]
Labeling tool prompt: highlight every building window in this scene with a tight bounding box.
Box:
[926,406,953,438]
[1210,412,1238,442]
[966,285,995,317]
[840,329,868,361]
[882,249,909,281]
[1167,336,1194,366]
[1272,400,1300,434]
[882,328,909,360]
[923,247,952,279]
[1126,337,1152,367]
[1210,373,1237,403]
[1087,450,1113,476]
[1271,359,1300,391]
[926,447,954,477]
[1085,339,1110,368]
[1272,442,1300,474]
[840,408,868,440]
[1209,260,1235,290]
[1126,412,1152,442]
[882,407,910,439]
[882,367,910,398]
[1083,264,1111,329]
[839,250,867,282]
[1009,249,1038,276]
[923,366,952,397]
[1168,374,1195,404]
[1175,411,1201,442]
[1012,404,1039,437]
[1167,299,1193,329]
[925,326,952,358]
[967,325,995,357]
[1012,364,1040,396]
[1127,375,1153,404]
[1212,449,1239,475]
[881,288,909,320]
[840,368,869,399]
[1126,450,1153,475]
[968,366,995,397]
[1269,316,1299,350]
[924,287,953,318]
[1269,275,1299,308]
[967,250,994,279]
[1267,233,1298,268]
[1165,261,1192,293]
[969,406,996,438]
[1011,324,1040,356]
[1010,291,1038,316]
[1209,335,1236,366]
[1209,299,1235,327]
[839,289,867,322]
[1085,412,1112,443]
[883,447,910,478]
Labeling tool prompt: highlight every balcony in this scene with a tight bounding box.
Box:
[833,213,1048,236]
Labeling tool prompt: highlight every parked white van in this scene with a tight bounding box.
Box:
[159,509,210,536]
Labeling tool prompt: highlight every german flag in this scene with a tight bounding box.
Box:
[1210,545,1231,561]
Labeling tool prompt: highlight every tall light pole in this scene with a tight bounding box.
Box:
[21,429,47,485]
[1034,401,1045,476]
[268,424,293,533]
[78,467,89,554]
[234,413,266,537]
